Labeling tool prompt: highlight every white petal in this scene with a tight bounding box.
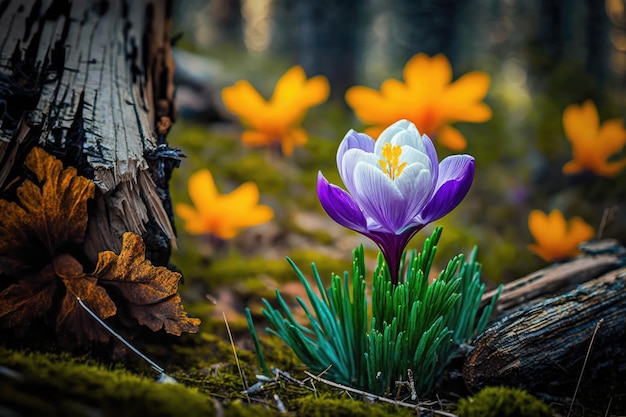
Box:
[340,149,380,197]
[394,163,434,219]
[398,146,431,168]
[375,120,411,154]
[422,134,439,186]
[393,130,422,150]
[389,128,415,148]
[353,162,407,233]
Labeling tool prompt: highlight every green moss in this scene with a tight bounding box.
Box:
[223,400,284,417]
[287,249,352,280]
[253,334,302,372]
[199,255,292,287]
[221,152,289,196]
[456,386,553,417]
[286,216,337,246]
[0,347,216,417]
[294,395,416,417]
[163,332,256,370]
[181,248,351,290]
[158,331,300,385]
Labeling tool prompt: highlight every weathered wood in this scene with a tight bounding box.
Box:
[464,264,626,406]
[0,0,179,266]
[481,239,626,319]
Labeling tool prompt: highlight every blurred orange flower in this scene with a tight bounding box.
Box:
[175,169,273,239]
[527,209,594,262]
[562,100,626,177]
[345,53,491,150]
[221,65,330,156]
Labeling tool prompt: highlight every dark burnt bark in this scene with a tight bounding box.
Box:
[465,240,626,411]
[0,0,179,267]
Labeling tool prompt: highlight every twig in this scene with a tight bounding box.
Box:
[304,371,458,417]
[205,293,218,305]
[597,206,618,240]
[241,381,266,396]
[407,368,417,401]
[77,297,175,382]
[604,396,613,417]
[274,394,286,413]
[223,311,248,394]
[567,319,604,417]
[272,368,308,388]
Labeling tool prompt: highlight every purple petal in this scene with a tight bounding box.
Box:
[369,226,423,285]
[337,130,374,175]
[317,172,368,233]
[420,155,475,223]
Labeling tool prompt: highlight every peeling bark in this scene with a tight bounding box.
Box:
[0,0,180,266]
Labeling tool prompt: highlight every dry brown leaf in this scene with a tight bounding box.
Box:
[54,254,116,344]
[0,265,57,333]
[0,147,94,275]
[94,232,200,335]
[0,147,98,340]
[127,294,199,336]
[0,147,199,346]
[0,200,31,275]
[21,147,94,248]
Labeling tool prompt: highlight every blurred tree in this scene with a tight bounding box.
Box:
[272,0,363,99]
[213,0,243,47]
[389,0,461,65]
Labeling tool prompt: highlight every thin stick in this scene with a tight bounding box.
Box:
[567,319,604,417]
[304,371,458,417]
[596,206,618,240]
[77,297,163,374]
[223,311,248,393]
[604,396,613,417]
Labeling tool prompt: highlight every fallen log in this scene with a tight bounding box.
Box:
[481,239,626,320]
[464,243,626,412]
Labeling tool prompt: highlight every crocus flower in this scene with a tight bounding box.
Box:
[175,169,274,239]
[562,100,626,177]
[317,119,475,285]
[527,209,594,262]
[221,65,330,156]
[345,53,491,150]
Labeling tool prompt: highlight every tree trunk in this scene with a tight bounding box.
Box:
[0,0,179,267]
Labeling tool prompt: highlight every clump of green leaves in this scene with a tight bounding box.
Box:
[456,386,553,417]
[259,227,500,397]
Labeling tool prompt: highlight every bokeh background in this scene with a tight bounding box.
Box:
[168,0,626,329]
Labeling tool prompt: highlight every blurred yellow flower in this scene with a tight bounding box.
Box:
[221,65,330,156]
[345,53,491,150]
[527,209,594,262]
[175,169,273,239]
[562,100,626,177]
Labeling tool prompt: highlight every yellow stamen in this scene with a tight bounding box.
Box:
[378,143,407,180]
